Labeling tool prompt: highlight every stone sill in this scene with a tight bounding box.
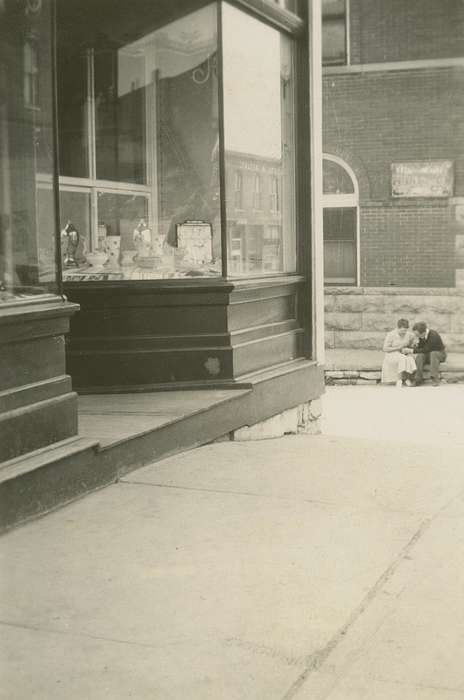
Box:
[325,286,464,296]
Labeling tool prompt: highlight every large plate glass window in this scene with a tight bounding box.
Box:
[57,3,221,281]
[0,0,58,303]
[222,2,297,276]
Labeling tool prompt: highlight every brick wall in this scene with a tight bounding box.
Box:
[349,0,464,64]
[323,68,464,201]
[361,206,455,287]
[323,67,464,287]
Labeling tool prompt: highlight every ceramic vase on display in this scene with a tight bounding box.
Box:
[86,251,108,268]
[104,236,121,269]
[133,219,152,258]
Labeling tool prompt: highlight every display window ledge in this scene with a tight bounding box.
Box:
[63,273,306,292]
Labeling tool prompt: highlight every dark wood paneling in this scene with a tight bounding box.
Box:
[0,299,79,462]
[70,306,228,337]
[65,277,309,389]
[67,347,234,390]
[0,336,66,391]
[0,394,78,463]
[233,329,304,376]
[0,377,72,414]
[228,295,296,330]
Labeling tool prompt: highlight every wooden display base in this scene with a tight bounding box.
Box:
[64,275,311,391]
[0,296,79,462]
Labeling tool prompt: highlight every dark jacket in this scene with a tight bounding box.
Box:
[415,329,446,354]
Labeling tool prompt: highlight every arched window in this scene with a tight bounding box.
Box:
[323,155,359,285]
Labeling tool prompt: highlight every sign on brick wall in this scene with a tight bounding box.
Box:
[391,160,454,198]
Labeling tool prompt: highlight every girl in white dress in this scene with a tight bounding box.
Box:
[381,318,416,386]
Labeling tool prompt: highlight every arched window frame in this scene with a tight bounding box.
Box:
[322,154,360,286]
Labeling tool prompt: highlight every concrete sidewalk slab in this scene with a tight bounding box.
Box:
[2,385,464,698]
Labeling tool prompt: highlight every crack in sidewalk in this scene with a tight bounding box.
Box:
[280,516,433,700]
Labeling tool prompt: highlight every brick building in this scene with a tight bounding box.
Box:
[322,0,464,351]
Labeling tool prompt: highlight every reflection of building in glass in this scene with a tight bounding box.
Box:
[225,151,283,274]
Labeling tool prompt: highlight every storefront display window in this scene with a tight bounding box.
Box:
[57,0,299,283]
[57,3,221,281]
[222,2,296,276]
[0,0,58,303]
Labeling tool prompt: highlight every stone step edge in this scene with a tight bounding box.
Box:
[325,368,464,385]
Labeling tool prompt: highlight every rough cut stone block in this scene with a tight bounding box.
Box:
[443,334,464,352]
[361,314,399,332]
[325,312,362,331]
[451,315,464,333]
[359,371,381,380]
[308,398,322,420]
[387,295,459,316]
[334,331,384,350]
[356,378,378,385]
[324,295,336,312]
[297,400,323,434]
[325,330,335,349]
[326,370,359,379]
[335,295,385,313]
[233,407,299,441]
[456,270,464,288]
[363,287,437,296]
[325,286,363,295]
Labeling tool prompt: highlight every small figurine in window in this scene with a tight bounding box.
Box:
[61,221,80,267]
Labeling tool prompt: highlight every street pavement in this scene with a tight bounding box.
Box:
[1,384,464,699]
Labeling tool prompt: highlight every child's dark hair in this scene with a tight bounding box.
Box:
[397,318,409,329]
[412,321,427,334]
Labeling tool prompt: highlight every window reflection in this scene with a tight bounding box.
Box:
[222,3,296,276]
[0,0,58,302]
[58,3,221,281]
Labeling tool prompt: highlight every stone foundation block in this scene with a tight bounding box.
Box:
[443,334,464,352]
[324,296,336,312]
[359,371,381,380]
[233,407,299,441]
[451,315,464,333]
[325,312,362,331]
[456,269,464,288]
[387,296,459,316]
[334,331,384,350]
[325,330,335,349]
[297,400,322,435]
[362,314,399,332]
[326,370,359,379]
[232,399,323,441]
[334,296,385,313]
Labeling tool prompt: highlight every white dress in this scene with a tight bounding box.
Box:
[381,329,416,384]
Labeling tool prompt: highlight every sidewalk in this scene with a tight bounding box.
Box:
[1,386,464,699]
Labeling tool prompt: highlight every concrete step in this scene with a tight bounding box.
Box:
[0,359,323,533]
[325,350,464,385]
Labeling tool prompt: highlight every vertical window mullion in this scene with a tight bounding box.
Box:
[217,1,228,278]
